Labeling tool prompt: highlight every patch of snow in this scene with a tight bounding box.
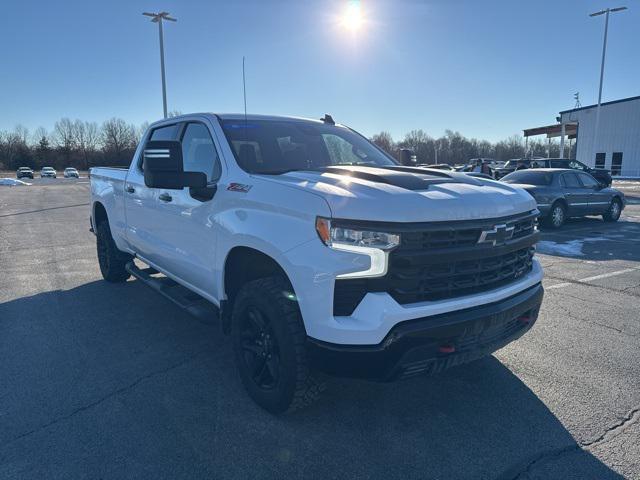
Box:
[536,237,608,257]
[0,178,31,186]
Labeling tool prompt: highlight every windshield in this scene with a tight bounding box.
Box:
[502,171,553,185]
[221,120,398,174]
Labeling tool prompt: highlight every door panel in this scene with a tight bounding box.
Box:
[561,172,591,216]
[578,172,609,214]
[153,121,223,296]
[124,123,179,269]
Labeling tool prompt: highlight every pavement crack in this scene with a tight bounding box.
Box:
[582,406,640,448]
[502,407,640,479]
[500,445,579,480]
[3,351,205,447]
[554,302,635,337]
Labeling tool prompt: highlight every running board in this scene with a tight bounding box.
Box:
[125,261,219,325]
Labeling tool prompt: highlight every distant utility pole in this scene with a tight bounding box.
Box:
[143,11,177,119]
[589,6,626,152]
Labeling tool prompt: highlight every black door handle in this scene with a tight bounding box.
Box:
[125,185,135,194]
[159,193,173,202]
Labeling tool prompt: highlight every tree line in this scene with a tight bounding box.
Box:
[1,117,574,171]
[371,129,575,165]
[0,118,151,171]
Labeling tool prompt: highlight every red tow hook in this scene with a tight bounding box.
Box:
[518,316,532,324]
[438,344,456,354]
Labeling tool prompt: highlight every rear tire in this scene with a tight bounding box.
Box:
[545,202,566,229]
[603,198,622,222]
[231,276,323,414]
[96,221,132,282]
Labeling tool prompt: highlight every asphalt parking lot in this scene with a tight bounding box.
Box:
[1,178,639,479]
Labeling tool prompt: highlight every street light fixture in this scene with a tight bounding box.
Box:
[589,6,626,152]
[143,11,177,119]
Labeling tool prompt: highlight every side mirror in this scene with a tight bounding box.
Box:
[399,148,417,166]
[143,140,207,189]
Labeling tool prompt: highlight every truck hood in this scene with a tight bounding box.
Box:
[256,166,537,222]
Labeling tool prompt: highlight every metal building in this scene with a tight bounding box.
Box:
[525,95,640,177]
[560,95,640,177]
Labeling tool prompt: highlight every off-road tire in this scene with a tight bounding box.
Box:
[96,221,132,282]
[231,276,323,414]
[603,198,622,222]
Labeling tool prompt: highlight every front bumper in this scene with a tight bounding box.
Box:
[307,282,543,381]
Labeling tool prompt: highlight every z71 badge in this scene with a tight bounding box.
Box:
[227,183,252,193]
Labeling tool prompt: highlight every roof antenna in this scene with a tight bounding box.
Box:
[242,56,248,121]
[321,114,335,125]
[242,56,249,166]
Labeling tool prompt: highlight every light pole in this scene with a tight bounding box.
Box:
[143,11,177,119]
[589,6,626,154]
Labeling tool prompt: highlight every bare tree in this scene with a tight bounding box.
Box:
[32,127,49,146]
[14,125,30,145]
[371,131,395,156]
[101,118,137,165]
[72,120,99,169]
[137,121,150,141]
[53,117,76,159]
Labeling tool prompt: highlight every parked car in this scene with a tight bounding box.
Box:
[492,158,545,179]
[90,113,543,413]
[64,167,80,178]
[16,167,34,179]
[531,158,612,187]
[501,169,624,228]
[457,158,496,173]
[40,167,57,178]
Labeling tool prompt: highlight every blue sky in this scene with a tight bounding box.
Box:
[1,0,637,142]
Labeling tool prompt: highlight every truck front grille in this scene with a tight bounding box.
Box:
[333,213,538,316]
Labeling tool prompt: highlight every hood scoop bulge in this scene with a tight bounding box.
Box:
[321,165,475,191]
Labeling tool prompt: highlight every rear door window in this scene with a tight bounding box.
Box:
[578,173,599,187]
[180,123,222,182]
[150,124,178,141]
[561,173,581,188]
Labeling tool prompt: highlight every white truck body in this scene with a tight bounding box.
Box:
[90,113,544,412]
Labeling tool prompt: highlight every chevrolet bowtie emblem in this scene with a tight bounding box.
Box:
[477,224,515,246]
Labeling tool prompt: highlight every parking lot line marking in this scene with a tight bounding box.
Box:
[578,268,638,283]
[547,268,639,289]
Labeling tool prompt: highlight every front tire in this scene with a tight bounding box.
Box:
[545,202,566,229]
[231,276,323,414]
[96,221,132,282]
[603,198,622,222]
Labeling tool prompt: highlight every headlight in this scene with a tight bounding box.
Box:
[315,217,400,278]
[315,218,400,250]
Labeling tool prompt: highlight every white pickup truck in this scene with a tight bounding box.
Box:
[90,113,544,413]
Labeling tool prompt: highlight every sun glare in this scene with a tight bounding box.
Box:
[340,1,363,32]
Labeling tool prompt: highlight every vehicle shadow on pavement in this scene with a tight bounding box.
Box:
[0,280,623,480]
[538,218,640,262]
